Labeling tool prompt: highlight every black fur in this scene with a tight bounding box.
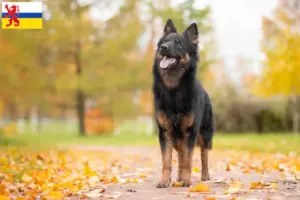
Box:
[153,19,214,153]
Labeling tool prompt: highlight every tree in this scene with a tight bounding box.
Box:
[255,0,300,133]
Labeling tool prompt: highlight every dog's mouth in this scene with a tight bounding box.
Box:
[160,56,178,69]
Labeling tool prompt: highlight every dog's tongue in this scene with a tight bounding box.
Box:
[160,56,176,69]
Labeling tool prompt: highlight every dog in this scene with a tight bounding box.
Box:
[152,19,214,188]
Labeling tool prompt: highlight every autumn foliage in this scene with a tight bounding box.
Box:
[85,109,114,135]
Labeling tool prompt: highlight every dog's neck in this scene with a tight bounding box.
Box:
[155,62,197,91]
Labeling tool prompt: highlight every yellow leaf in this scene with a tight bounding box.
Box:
[295,162,300,171]
[189,184,210,192]
[205,197,216,200]
[88,176,100,187]
[132,178,143,184]
[268,182,278,189]
[172,182,184,187]
[22,174,32,183]
[225,164,231,171]
[0,195,9,200]
[83,162,98,177]
[249,182,264,189]
[111,176,118,183]
[44,191,64,200]
[192,167,200,173]
[0,185,5,194]
[226,183,242,194]
[102,176,111,184]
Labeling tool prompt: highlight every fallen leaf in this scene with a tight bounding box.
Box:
[0,195,10,200]
[225,164,231,171]
[111,176,119,183]
[205,197,216,200]
[226,183,243,194]
[267,182,278,189]
[21,174,32,183]
[249,182,264,189]
[193,167,200,173]
[88,175,100,187]
[172,182,184,187]
[44,191,64,200]
[189,184,210,192]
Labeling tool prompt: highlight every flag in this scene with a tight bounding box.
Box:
[2,2,42,29]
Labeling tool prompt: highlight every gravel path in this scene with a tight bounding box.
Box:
[67,146,300,200]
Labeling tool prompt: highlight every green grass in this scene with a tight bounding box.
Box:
[1,132,300,154]
[214,133,300,154]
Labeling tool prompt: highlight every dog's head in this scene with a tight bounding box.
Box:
[155,19,199,88]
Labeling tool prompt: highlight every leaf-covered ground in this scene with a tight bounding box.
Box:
[0,146,300,200]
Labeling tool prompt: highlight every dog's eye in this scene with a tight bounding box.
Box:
[175,40,181,46]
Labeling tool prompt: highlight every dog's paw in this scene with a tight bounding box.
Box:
[201,173,210,181]
[156,181,170,188]
[182,180,191,187]
[176,176,182,182]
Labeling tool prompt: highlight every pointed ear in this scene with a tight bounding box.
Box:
[163,19,177,36]
[184,23,199,45]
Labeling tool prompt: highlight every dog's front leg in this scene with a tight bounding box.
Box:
[157,129,173,188]
[176,113,196,187]
[176,141,194,187]
[156,112,173,188]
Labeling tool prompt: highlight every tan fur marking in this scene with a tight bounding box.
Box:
[175,139,193,186]
[192,36,199,45]
[156,52,163,60]
[180,53,191,64]
[197,135,210,181]
[156,111,171,130]
[181,113,195,133]
[201,148,209,181]
[156,111,173,188]
[174,113,195,186]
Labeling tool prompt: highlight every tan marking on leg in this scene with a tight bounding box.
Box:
[198,135,210,181]
[174,141,183,182]
[175,113,195,187]
[201,148,210,181]
[156,111,173,188]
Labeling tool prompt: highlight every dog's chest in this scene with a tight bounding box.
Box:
[164,91,190,113]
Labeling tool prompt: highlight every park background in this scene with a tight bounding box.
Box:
[0,0,300,152]
[1,0,300,199]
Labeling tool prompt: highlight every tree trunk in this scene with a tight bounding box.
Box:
[292,95,299,133]
[76,89,85,135]
[75,41,86,136]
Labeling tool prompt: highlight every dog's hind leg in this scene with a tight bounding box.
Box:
[198,101,214,181]
[197,135,210,181]
[156,112,173,188]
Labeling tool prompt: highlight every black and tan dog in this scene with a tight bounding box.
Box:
[152,19,214,188]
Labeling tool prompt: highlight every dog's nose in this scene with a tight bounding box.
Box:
[160,44,168,51]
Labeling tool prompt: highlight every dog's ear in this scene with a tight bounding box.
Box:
[163,19,177,36]
[184,23,199,45]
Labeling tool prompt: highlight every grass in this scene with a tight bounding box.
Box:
[1,132,300,154]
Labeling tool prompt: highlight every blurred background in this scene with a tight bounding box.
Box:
[0,0,300,146]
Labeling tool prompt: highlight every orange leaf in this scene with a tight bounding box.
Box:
[172,182,184,187]
[189,184,210,192]
[250,182,264,189]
